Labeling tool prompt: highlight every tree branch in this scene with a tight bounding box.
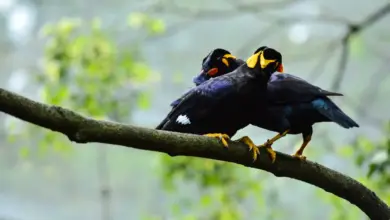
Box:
[0,88,389,219]
[331,2,390,91]
[331,34,350,91]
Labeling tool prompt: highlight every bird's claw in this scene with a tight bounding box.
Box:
[258,141,276,163]
[251,147,260,162]
[236,136,260,162]
[204,133,230,148]
[292,154,306,161]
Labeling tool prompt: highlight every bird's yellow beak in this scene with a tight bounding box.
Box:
[246,50,281,70]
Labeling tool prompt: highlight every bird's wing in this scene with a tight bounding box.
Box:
[170,88,194,107]
[156,76,236,130]
[267,73,343,104]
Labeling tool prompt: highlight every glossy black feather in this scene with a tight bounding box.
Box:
[157,64,271,137]
[157,50,244,130]
[267,73,343,104]
[250,72,359,135]
[168,51,245,109]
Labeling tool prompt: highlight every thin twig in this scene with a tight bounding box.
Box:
[331,34,350,91]
[330,3,390,91]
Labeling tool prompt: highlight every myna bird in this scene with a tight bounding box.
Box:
[169,48,244,108]
[250,72,359,160]
[156,46,283,161]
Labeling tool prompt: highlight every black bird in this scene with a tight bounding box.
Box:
[156,48,244,131]
[156,47,283,161]
[169,48,244,108]
[192,48,245,86]
[164,47,358,162]
[250,72,359,161]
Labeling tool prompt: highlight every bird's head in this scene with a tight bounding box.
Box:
[246,46,284,77]
[193,48,241,85]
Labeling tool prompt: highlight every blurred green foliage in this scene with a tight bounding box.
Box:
[3,14,158,200]
[319,122,390,219]
[159,155,265,219]
[356,123,390,189]
[128,13,166,35]
[38,17,152,118]
[8,16,157,157]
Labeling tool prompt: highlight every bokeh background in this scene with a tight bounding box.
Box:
[1,0,390,219]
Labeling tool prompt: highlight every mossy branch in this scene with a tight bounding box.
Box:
[0,88,389,219]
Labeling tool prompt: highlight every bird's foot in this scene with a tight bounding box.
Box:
[235,136,260,162]
[258,140,276,163]
[292,153,306,161]
[203,133,230,148]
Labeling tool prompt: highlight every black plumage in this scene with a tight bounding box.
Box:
[169,48,244,108]
[160,48,359,162]
[156,47,283,161]
[192,48,245,86]
[156,48,244,130]
[250,72,359,160]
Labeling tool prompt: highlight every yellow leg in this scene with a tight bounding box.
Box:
[292,135,311,161]
[266,130,290,145]
[258,130,290,163]
[203,133,230,148]
[235,136,260,162]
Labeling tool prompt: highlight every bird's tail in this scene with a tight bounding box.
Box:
[313,99,359,129]
[323,91,343,96]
